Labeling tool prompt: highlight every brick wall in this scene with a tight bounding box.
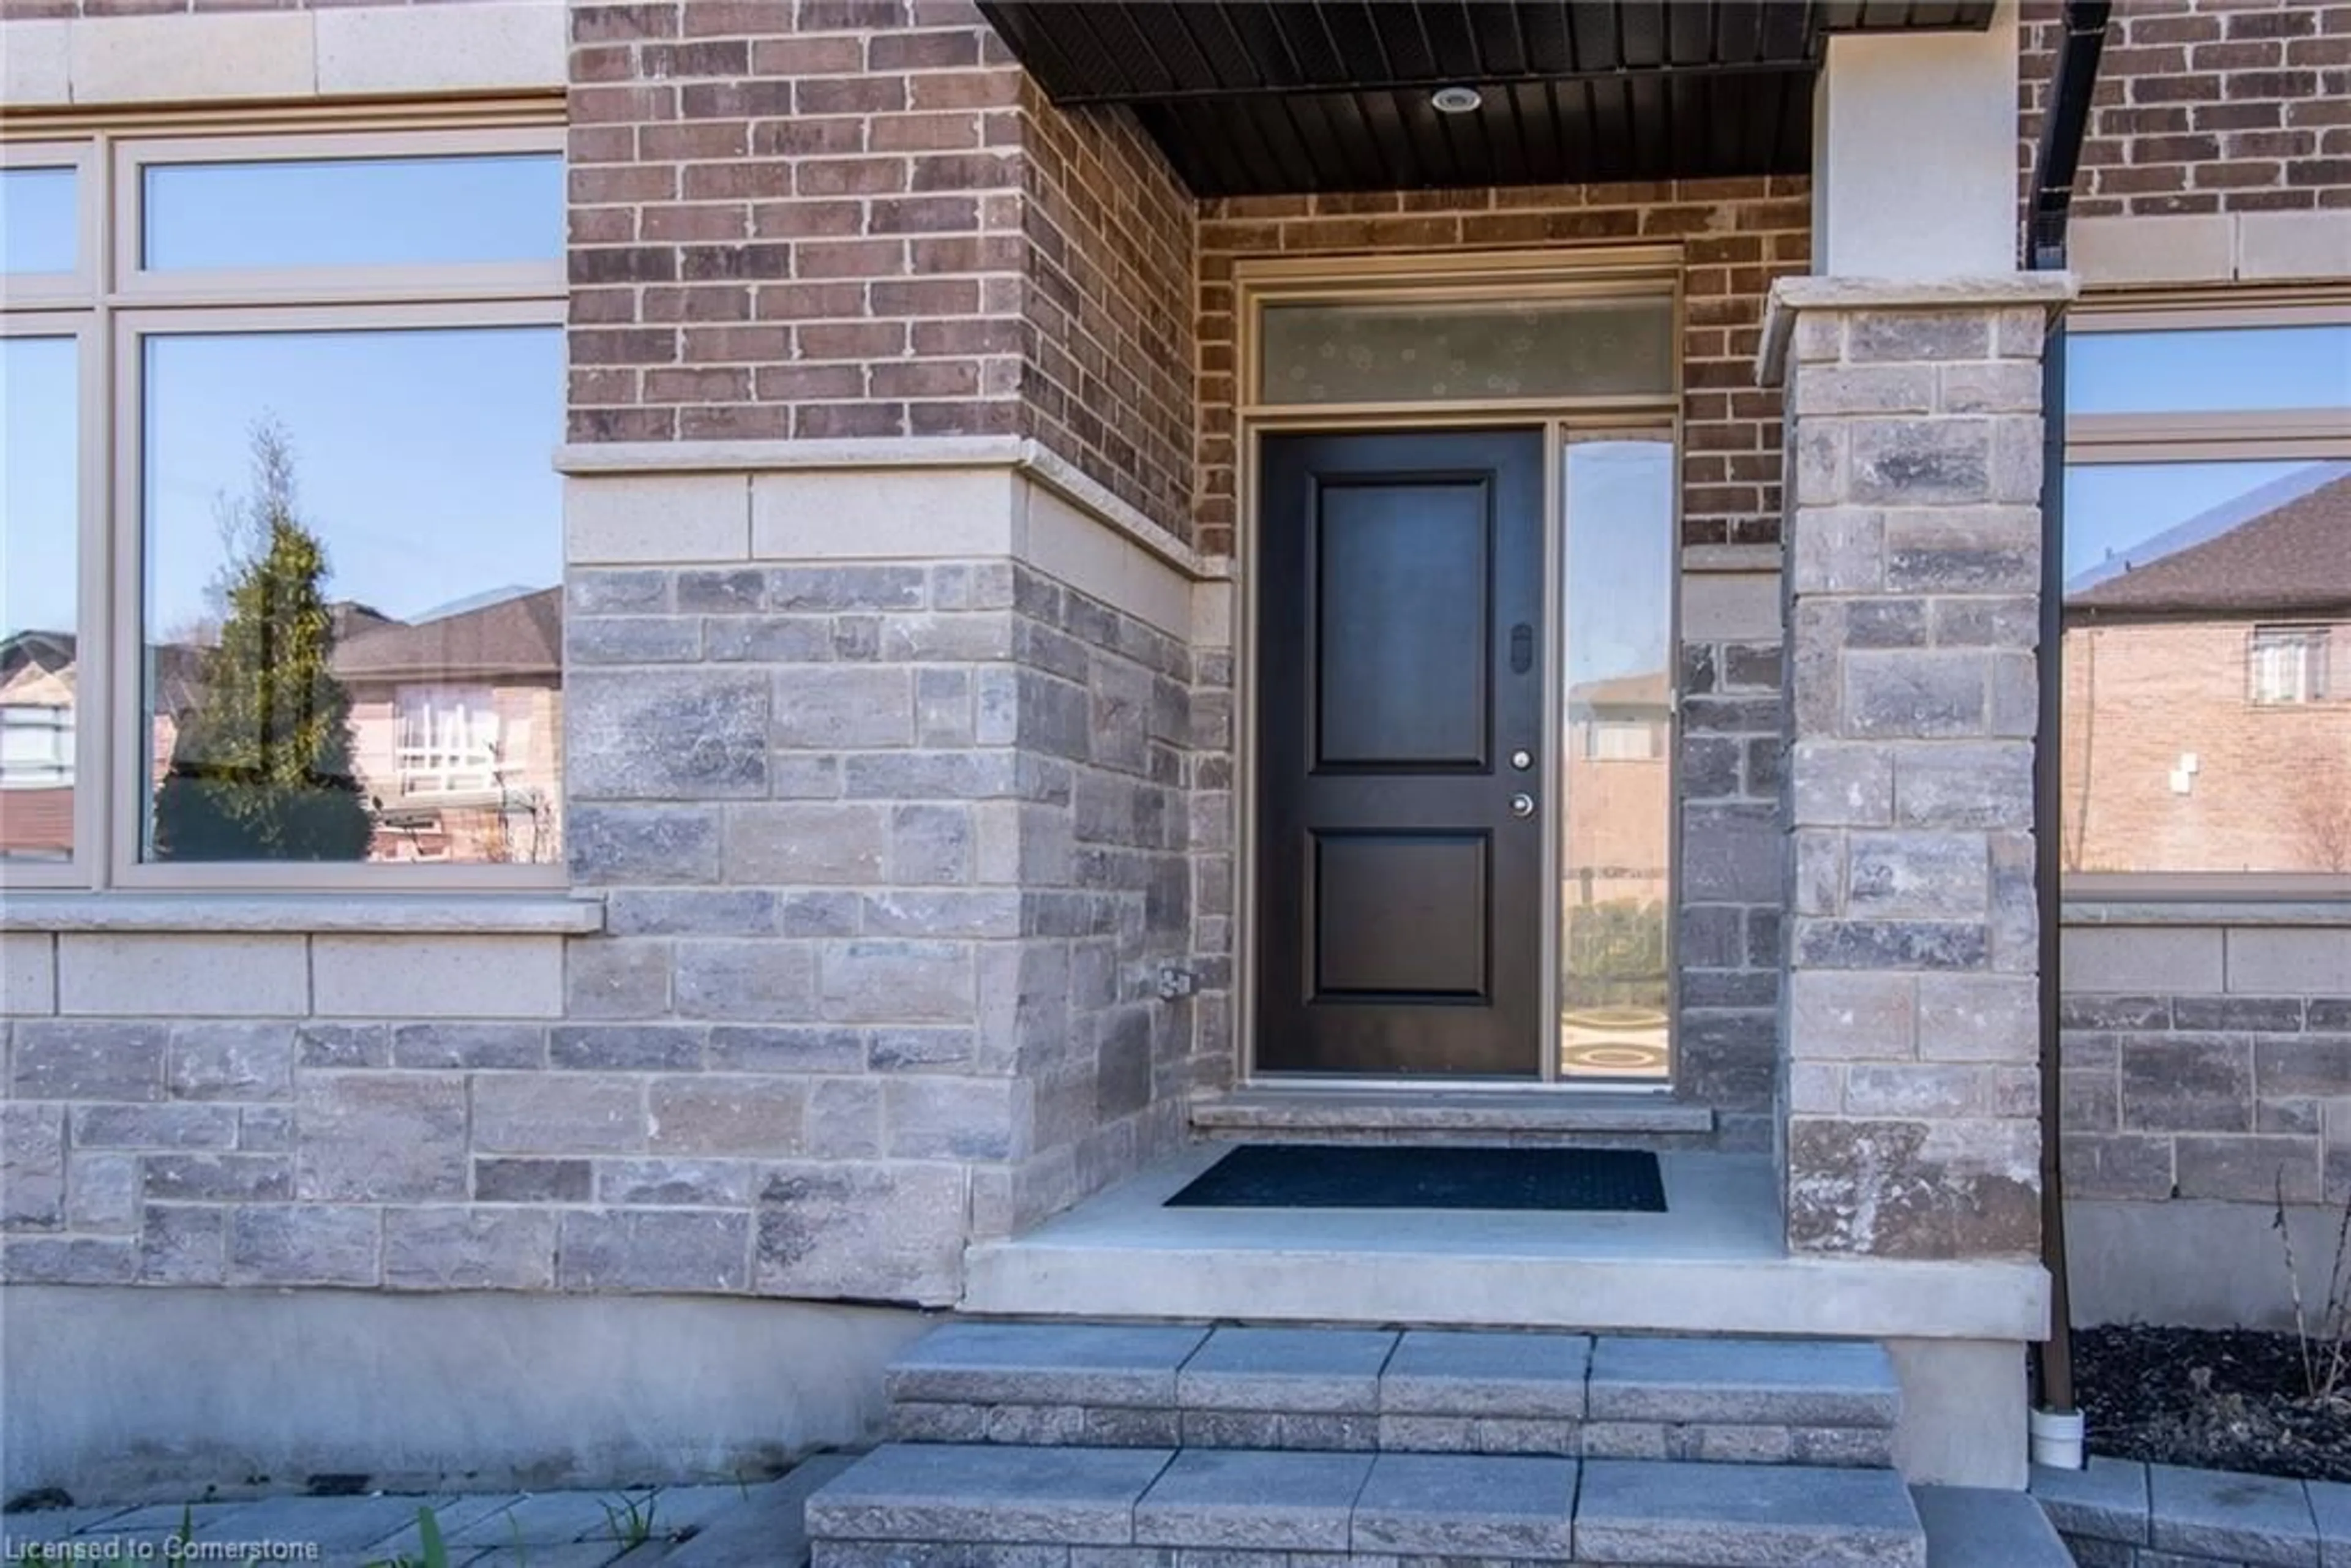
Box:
[2061,620,2351,876]
[1018,77,1195,542]
[1194,178,1809,560]
[2019,0,2351,219]
[566,0,1196,538]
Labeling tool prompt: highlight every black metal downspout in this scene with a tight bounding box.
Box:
[2028,0,2111,1425]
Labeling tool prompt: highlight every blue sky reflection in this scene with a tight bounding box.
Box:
[128,327,563,642]
[1564,439,1674,688]
[2,336,78,639]
[2,167,78,276]
[2069,325,2351,416]
[144,154,561,271]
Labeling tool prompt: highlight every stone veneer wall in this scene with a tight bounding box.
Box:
[2065,927,2351,1204]
[566,0,1197,539]
[0,469,1219,1304]
[1776,287,2057,1259]
[563,475,1212,1262]
[1196,183,1807,1145]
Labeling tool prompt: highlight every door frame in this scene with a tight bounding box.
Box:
[1231,247,1688,1090]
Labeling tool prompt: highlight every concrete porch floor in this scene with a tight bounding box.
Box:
[962,1144,2048,1345]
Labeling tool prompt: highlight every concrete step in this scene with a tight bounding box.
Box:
[1913,1483,2074,1567]
[804,1444,1927,1566]
[885,1321,1899,1465]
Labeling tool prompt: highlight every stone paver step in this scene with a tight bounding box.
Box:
[1575,1458,1925,1566]
[885,1321,1899,1464]
[884,1320,1210,1409]
[1913,1483,2073,1566]
[804,1443,1929,1566]
[1586,1332,1900,1429]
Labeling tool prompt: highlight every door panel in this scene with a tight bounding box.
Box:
[1256,428,1545,1077]
[1313,831,1490,999]
[1314,483,1490,768]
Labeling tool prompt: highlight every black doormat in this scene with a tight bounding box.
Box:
[1165,1143,1667,1212]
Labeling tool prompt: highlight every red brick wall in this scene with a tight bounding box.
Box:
[1194,179,1810,560]
[1020,78,1194,542]
[2061,618,2351,875]
[2020,0,2351,218]
[566,0,1196,538]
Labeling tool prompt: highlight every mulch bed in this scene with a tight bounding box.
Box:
[2071,1324,2351,1484]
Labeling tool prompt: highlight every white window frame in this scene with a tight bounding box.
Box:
[395,684,504,798]
[1,314,105,886]
[2248,625,2334,707]
[0,114,564,895]
[1,140,104,306]
[2063,292,2351,900]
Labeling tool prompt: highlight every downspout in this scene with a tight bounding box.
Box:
[2026,0,2110,1468]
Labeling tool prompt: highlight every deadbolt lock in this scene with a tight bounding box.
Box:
[1510,749,1533,771]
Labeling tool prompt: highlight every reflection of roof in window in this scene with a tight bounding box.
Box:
[2066,470,2351,617]
[330,585,561,682]
[1569,669,1671,713]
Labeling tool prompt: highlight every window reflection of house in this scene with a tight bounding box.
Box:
[0,629,77,860]
[330,587,564,865]
[39,595,568,868]
[2248,625,2335,707]
[1559,667,1674,1078]
[2063,466,2351,876]
[1564,669,1673,904]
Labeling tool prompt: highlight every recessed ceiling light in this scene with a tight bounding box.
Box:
[1431,85,1483,114]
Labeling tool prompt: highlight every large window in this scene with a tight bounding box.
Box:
[2063,303,2351,889]
[0,127,563,890]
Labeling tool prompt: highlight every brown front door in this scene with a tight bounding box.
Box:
[1254,428,1547,1077]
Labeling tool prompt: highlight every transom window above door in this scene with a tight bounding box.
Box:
[1242,249,1681,416]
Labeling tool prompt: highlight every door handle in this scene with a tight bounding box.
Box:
[1510,792,1536,819]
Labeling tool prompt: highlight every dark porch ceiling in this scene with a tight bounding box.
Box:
[975,2,1999,196]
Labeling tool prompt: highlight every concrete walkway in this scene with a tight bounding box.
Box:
[0,1456,853,1567]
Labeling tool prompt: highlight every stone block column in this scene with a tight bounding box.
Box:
[1763,275,2074,1261]
[547,0,1212,1305]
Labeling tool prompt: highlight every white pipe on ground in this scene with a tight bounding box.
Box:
[2030,1406,2087,1470]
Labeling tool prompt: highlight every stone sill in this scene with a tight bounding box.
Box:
[2063,899,2351,929]
[1193,1087,1715,1138]
[0,893,604,936]
[1756,271,2079,383]
[555,433,1225,584]
[1682,543,1782,574]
